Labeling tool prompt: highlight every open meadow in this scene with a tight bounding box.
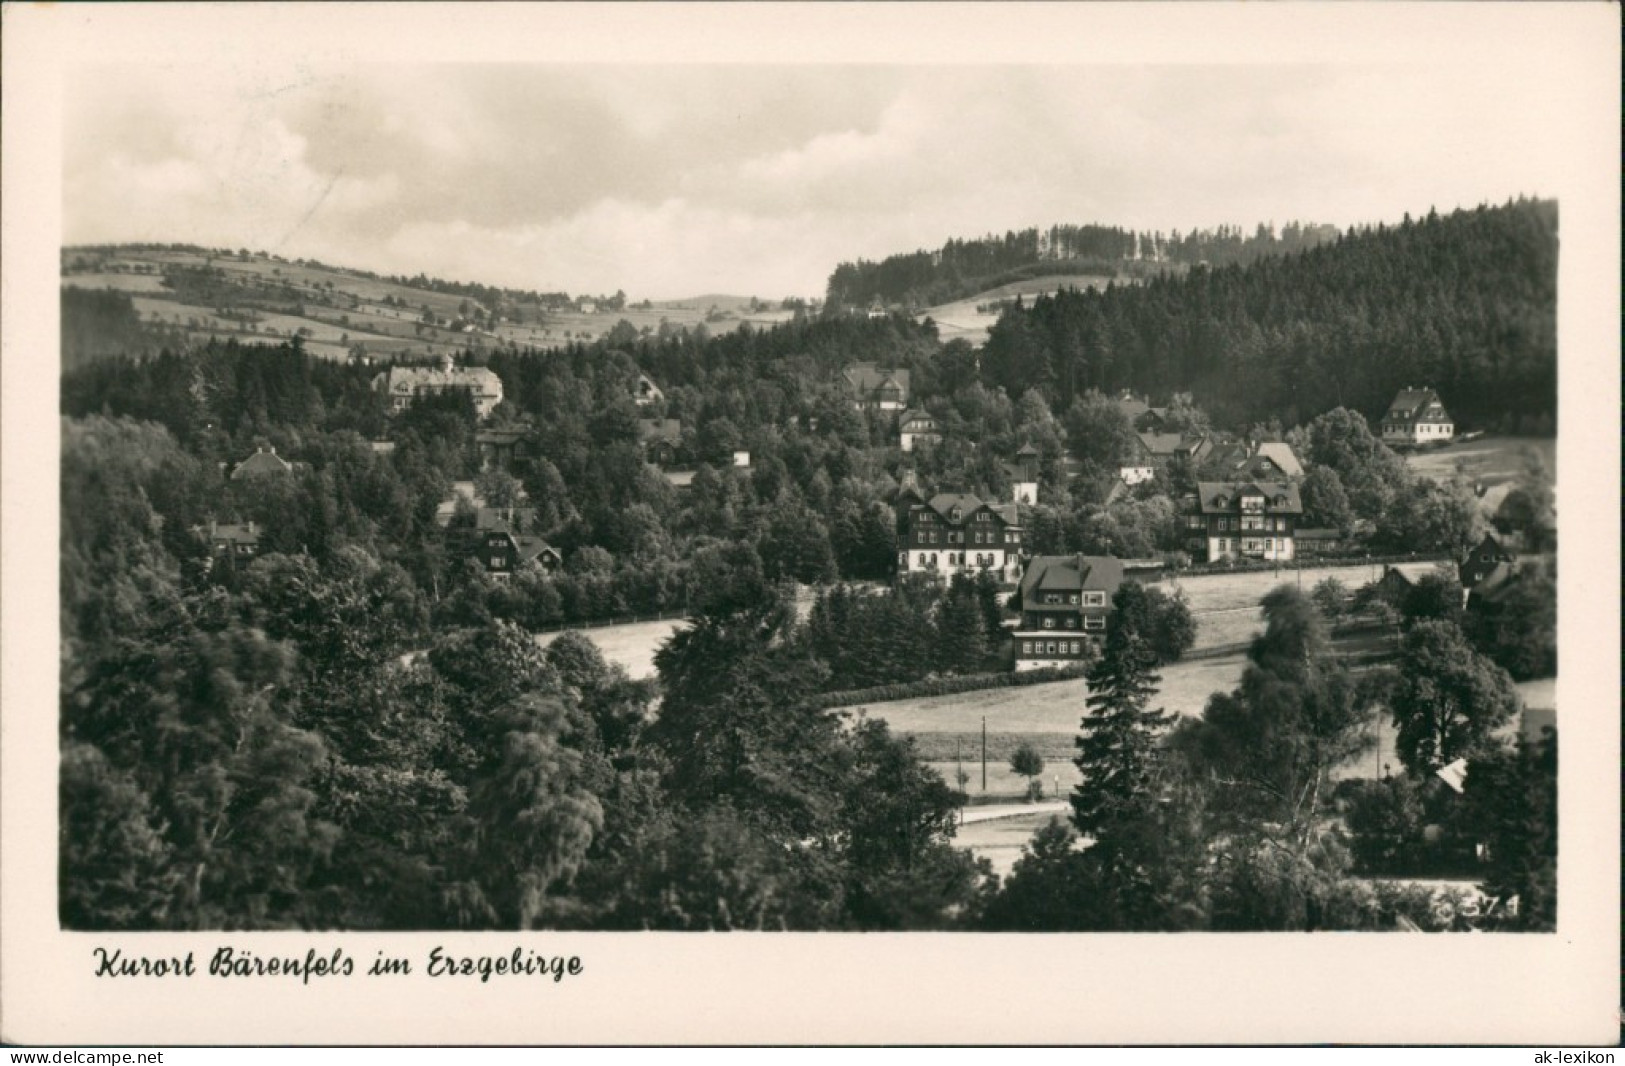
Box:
[919,273,1119,346]
[1404,435,1555,513]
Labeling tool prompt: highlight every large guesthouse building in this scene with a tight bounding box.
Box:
[1013,554,1124,671]
[1184,481,1304,563]
[373,354,504,417]
[896,491,1023,583]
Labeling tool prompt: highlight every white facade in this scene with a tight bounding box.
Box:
[1205,533,1295,562]
[1011,480,1038,505]
[1120,464,1156,486]
[901,547,1020,583]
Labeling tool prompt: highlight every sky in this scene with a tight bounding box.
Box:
[64,61,1579,301]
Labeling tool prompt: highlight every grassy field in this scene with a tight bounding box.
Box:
[919,274,1119,346]
[534,618,688,680]
[1405,435,1555,514]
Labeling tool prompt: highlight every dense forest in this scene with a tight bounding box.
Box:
[824,219,1339,309]
[978,199,1558,432]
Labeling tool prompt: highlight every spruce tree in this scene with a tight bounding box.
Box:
[1070,586,1173,854]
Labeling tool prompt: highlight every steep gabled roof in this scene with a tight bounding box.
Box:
[1194,480,1303,514]
[1136,432,1184,457]
[231,447,294,480]
[1384,387,1452,424]
[1020,554,1125,598]
[843,362,911,396]
[898,408,936,428]
[1252,442,1304,478]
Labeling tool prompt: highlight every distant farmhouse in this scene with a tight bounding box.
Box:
[1012,554,1124,671]
[1380,387,1454,446]
[466,508,561,579]
[199,520,261,565]
[896,490,1023,583]
[636,418,683,467]
[476,428,529,472]
[1458,532,1517,593]
[1184,481,1304,563]
[230,445,296,481]
[373,354,504,417]
[1114,391,1171,433]
[843,362,910,412]
[897,408,942,452]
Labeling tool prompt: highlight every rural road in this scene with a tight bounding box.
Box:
[960,801,1067,825]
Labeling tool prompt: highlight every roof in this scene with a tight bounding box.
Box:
[476,428,528,446]
[1016,443,1040,457]
[375,364,503,398]
[1193,481,1303,515]
[1020,555,1125,598]
[231,447,294,479]
[1001,463,1036,484]
[636,418,683,444]
[1251,442,1304,478]
[1467,561,1521,605]
[898,408,936,428]
[206,522,260,546]
[474,507,538,532]
[1384,387,1452,424]
[843,362,910,396]
[922,492,1019,527]
[1115,393,1151,420]
[1136,432,1184,457]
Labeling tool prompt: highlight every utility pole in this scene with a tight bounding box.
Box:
[981,716,987,792]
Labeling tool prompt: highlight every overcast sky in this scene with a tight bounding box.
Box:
[65,62,1576,301]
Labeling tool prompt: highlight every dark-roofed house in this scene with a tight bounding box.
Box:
[1458,532,1516,590]
[231,445,294,481]
[897,491,1024,583]
[842,362,910,412]
[476,428,529,471]
[1220,441,1305,481]
[1185,481,1304,562]
[1114,391,1170,432]
[636,418,683,467]
[201,520,262,563]
[897,408,941,452]
[1013,554,1124,671]
[1380,387,1454,446]
[469,508,561,578]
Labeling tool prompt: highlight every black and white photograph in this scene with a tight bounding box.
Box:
[3,1,1618,1047]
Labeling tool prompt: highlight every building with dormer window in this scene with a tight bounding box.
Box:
[1380,387,1454,446]
[1185,481,1304,562]
[842,362,910,411]
[1013,554,1124,671]
[896,491,1023,583]
[373,354,504,417]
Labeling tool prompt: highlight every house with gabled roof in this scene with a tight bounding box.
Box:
[1380,387,1454,446]
[897,490,1024,583]
[198,520,262,565]
[476,427,529,471]
[466,508,561,578]
[231,445,295,481]
[1459,532,1516,590]
[633,372,664,407]
[1013,554,1124,671]
[1184,480,1304,562]
[897,408,942,452]
[842,362,910,412]
[373,354,504,417]
[1114,391,1170,432]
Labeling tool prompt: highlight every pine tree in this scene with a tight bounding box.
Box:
[1071,585,1174,853]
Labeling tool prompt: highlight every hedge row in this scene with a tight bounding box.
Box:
[811,664,1090,711]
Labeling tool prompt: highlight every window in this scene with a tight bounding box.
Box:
[978,513,990,522]
[1070,642,1081,654]
[1069,594,1080,605]
[1084,616,1105,631]
[1046,643,1057,655]
[1022,642,1031,655]
[929,531,938,544]
[490,556,504,568]
[1083,592,1106,607]
[1065,618,1077,629]
[1043,618,1055,629]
